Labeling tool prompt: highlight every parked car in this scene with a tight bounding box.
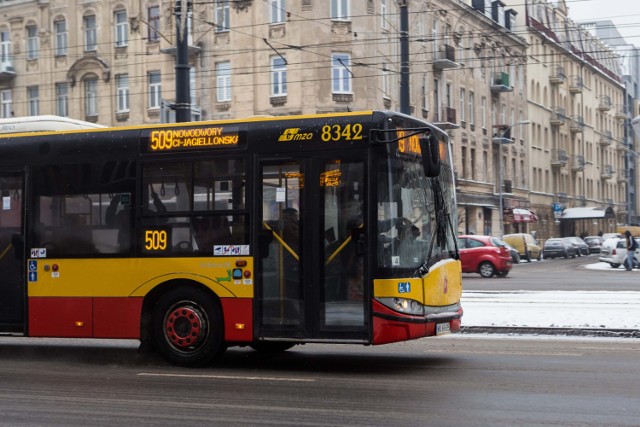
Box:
[501,240,521,264]
[542,238,577,259]
[583,236,604,254]
[565,236,590,256]
[502,233,542,262]
[598,237,640,269]
[458,235,512,278]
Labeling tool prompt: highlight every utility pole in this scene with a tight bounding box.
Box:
[399,0,410,115]
[175,0,191,122]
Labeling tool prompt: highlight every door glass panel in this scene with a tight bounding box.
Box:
[260,163,303,327]
[321,160,365,326]
[0,174,24,326]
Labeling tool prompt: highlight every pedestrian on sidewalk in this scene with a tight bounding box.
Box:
[624,230,637,271]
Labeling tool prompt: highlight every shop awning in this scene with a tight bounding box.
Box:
[512,208,537,223]
[561,206,614,219]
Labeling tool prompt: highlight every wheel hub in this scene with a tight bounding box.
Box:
[164,305,206,350]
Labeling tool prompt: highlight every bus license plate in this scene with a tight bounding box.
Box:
[436,323,450,336]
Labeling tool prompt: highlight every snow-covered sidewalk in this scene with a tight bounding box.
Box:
[461,290,640,330]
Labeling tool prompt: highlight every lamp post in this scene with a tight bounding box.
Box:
[494,120,530,237]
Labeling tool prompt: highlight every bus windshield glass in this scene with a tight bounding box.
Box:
[377,131,456,275]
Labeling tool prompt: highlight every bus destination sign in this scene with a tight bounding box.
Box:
[396,129,422,157]
[144,125,242,152]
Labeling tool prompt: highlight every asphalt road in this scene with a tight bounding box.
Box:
[0,336,638,426]
[462,254,640,291]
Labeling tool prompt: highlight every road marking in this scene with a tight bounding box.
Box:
[137,373,315,382]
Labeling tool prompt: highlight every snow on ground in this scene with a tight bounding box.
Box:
[461,261,640,330]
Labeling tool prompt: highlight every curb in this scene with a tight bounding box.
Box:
[460,326,640,338]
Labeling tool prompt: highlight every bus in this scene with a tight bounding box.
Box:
[0,115,106,133]
[0,110,462,366]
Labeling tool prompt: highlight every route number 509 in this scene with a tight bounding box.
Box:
[145,230,168,251]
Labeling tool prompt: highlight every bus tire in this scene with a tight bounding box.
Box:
[152,287,225,367]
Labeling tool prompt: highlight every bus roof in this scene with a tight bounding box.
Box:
[0,115,106,135]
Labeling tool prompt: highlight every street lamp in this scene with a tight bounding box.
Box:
[494,120,531,237]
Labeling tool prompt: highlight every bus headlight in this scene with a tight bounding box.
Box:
[376,297,424,316]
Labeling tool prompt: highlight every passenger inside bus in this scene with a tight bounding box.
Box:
[105,194,131,252]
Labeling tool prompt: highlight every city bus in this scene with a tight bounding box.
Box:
[0,110,462,366]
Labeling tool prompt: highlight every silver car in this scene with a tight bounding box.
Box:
[598,237,640,269]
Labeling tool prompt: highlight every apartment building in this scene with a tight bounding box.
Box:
[507,0,627,239]
[0,0,629,238]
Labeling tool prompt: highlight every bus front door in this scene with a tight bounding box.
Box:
[257,159,368,342]
[0,172,25,333]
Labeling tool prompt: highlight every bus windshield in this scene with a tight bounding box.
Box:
[377,134,457,275]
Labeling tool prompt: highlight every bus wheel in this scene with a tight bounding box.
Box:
[250,342,296,354]
[152,287,225,367]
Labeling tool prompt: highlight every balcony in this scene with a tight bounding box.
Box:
[617,138,629,152]
[576,195,587,207]
[549,66,566,84]
[618,169,629,183]
[571,154,585,171]
[490,72,513,93]
[598,130,613,146]
[597,95,612,111]
[433,44,460,70]
[0,61,16,82]
[550,107,566,126]
[569,75,583,93]
[551,149,569,167]
[433,106,458,129]
[614,105,628,120]
[600,164,614,179]
[569,116,585,133]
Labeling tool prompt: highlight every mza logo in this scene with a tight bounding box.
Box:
[278,128,313,142]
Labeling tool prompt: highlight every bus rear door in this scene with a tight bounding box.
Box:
[0,171,25,333]
[256,157,369,342]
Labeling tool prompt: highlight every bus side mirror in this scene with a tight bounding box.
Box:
[420,134,441,177]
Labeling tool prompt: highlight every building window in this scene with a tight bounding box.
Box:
[381,62,389,97]
[270,0,285,24]
[27,86,39,116]
[216,62,231,102]
[56,83,69,117]
[459,88,465,122]
[115,10,128,47]
[148,6,160,42]
[26,25,39,60]
[1,90,12,118]
[84,15,97,52]
[84,78,98,117]
[271,56,287,96]
[381,0,387,29]
[148,71,161,109]
[215,0,230,32]
[331,0,349,20]
[481,96,487,129]
[1,31,11,64]
[116,74,129,112]
[55,19,67,56]
[469,91,475,125]
[331,53,351,94]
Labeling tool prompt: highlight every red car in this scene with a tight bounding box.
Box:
[457,235,513,278]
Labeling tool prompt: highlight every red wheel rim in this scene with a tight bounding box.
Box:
[164,304,207,351]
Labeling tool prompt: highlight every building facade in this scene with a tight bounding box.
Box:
[0,0,633,238]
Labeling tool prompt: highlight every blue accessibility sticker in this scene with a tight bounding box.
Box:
[28,260,37,271]
[28,271,38,282]
[398,282,411,293]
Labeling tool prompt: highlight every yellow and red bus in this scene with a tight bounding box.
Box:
[0,111,462,366]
